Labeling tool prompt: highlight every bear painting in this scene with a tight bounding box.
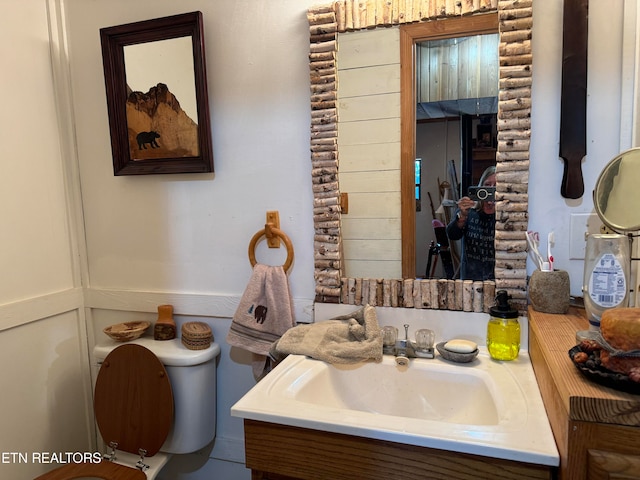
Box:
[136,131,161,149]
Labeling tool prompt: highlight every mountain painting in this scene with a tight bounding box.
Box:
[126,82,199,160]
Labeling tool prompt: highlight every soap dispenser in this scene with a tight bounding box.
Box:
[487,290,520,361]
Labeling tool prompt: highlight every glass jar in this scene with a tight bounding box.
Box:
[486,290,520,361]
[583,234,630,330]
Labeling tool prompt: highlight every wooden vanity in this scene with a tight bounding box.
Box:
[528,307,640,479]
[243,419,553,480]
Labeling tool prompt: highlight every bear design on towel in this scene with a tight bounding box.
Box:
[251,304,268,324]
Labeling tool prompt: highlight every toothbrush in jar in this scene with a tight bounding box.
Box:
[526,231,544,270]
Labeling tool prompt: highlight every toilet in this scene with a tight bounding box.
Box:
[35,336,220,480]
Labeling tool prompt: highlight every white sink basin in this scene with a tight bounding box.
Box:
[232,350,559,467]
[291,358,501,425]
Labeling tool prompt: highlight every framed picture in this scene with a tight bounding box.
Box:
[100,11,214,175]
[476,124,494,148]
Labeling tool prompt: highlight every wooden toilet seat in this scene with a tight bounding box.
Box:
[34,459,146,479]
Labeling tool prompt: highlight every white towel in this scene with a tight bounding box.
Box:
[227,263,295,379]
[270,304,382,365]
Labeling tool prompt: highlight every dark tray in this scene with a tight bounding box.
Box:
[568,345,640,395]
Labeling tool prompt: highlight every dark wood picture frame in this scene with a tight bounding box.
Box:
[476,123,495,148]
[100,11,213,175]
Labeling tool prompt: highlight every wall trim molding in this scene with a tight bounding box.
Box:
[0,288,84,332]
[0,287,314,332]
[84,288,315,323]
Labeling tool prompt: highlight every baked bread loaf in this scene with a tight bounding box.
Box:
[600,307,640,351]
[599,307,640,374]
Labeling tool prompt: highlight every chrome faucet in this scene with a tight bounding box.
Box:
[383,324,434,366]
[394,324,416,366]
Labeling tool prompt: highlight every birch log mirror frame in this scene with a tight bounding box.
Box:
[100,11,214,175]
[308,1,531,314]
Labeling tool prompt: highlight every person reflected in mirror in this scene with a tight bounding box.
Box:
[446,166,496,281]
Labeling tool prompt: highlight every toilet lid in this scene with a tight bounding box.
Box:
[94,344,173,457]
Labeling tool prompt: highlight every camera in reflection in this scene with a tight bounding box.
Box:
[468,186,495,202]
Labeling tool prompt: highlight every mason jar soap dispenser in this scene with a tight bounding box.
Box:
[487,290,520,361]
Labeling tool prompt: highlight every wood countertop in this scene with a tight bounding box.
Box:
[528,306,640,427]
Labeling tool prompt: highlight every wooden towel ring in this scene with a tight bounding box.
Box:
[248,225,294,272]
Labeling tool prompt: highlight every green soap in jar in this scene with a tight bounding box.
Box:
[487,290,520,361]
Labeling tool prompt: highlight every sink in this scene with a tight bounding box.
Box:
[232,349,559,467]
[290,357,501,425]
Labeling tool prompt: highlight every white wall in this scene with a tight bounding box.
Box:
[0,0,635,479]
[529,0,633,297]
[0,2,77,303]
[0,1,91,478]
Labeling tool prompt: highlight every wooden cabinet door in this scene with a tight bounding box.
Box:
[587,449,640,480]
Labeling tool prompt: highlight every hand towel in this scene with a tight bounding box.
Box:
[227,263,295,380]
[269,304,382,365]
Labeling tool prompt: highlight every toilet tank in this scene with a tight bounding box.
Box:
[94,336,221,455]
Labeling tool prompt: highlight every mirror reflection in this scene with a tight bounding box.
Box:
[594,147,640,232]
[415,32,498,279]
[337,26,499,280]
[445,165,496,281]
[337,27,402,280]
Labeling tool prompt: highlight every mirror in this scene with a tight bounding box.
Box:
[594,147,640,232]
[100,11,213,175]
[308,1,531,313]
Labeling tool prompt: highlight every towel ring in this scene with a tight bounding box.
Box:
[248,225,294,272]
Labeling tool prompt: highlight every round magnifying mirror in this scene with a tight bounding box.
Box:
[593,147,640,233]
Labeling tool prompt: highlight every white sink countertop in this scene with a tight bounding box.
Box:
[232,351,559,466]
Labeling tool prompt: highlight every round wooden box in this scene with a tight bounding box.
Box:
[181,322,213,350]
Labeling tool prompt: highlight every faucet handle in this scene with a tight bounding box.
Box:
[415,329,435,350]
[414,328,436,359]
[382,326,398,346]
[382,326,398,354]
